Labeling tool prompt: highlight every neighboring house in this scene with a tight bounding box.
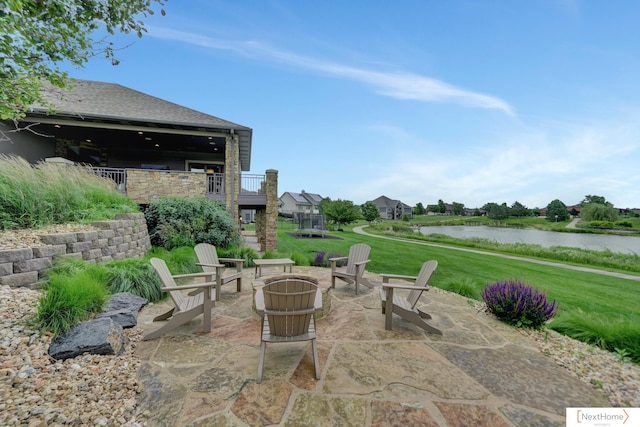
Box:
[0,79,278,250]
[279,190,324,216]
[367,195,412,219]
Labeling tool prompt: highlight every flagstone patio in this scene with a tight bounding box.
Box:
[134,266,609,426]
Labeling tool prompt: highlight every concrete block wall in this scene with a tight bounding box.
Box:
[0,213,151,288]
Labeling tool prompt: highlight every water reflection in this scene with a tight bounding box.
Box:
[419,226,640,255]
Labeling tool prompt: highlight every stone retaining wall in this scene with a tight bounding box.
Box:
[0,213,151,288]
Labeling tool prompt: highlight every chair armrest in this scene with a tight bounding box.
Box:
[161,281,218,292]
[219,257,244,263]
[380,273,417,283]
[255,289,265,311]
[195,263,225,268]
[328,256,348,262]
[381,283,428,291]
[173,271,216,280]
[219,258,244,271]
[353,259,370,266]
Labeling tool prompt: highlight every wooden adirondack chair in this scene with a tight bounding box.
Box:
[255,275,322,383]
[194,243,244,300]
[379,260,442,335]
[143,258,218,340]
[329,243,375,294]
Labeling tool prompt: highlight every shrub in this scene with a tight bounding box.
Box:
[0,155,138,230]
[218,245,259,267]
[289,251,309,267]
[391,224,413,233]
[105,258,164,303]
[442,276,481,299]
[482,280,556,329]
[550,311,640,363]
[35,264,110,335]
[144,196,240,250]
[589,220,614,228]
[614,220,633,228]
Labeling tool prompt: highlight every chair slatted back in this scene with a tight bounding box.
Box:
[345,243,371,276]
[194,243,221,274]
[150,258,184,307]
[262,276,318,337]
[407,260,438,308]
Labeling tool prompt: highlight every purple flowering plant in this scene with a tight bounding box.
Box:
[482,280,557,329]
[313,251,326,267]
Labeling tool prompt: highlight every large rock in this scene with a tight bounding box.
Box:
[96,292,147,328]
[49,317,126,361]
[48,292,147,361]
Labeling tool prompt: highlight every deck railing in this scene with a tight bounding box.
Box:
[93,168,265,196]
[93,167,127,193]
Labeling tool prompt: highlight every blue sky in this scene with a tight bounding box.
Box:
[66,1,640,209]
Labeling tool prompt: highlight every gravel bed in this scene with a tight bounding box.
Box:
[0,224,101,250]
[0,286,147,426]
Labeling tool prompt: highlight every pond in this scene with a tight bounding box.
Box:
[418,226,640,255]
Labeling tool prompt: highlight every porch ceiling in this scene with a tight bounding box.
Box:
[24,79,252,170]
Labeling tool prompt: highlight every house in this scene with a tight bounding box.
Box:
[367,195,412,220]
[279,190,324,216]
[0,79,278,250]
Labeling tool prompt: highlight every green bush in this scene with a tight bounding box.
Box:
[391,224,414,233]
[144,196,240,250]
[289,251,310,267]
[35,264,110,335]
[589,220,614,228]
[614,220,633,228]
[219,245,259,267]
[442,276,481,299]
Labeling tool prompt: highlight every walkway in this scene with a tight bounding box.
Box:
[354,226,640,281]
[134,266,608,426]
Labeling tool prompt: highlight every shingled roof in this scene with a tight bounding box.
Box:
[28,79,253,170]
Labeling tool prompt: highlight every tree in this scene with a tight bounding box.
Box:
[581,203,619,222]
[322,199,361,230]
[1,0,166,122]
[545,199,569,222]
[413,202,426,216]
[482,202,509,220]
[361,202,380,224]
[581,195,611,206]
[452,202,464,216]
[510,201,531,217]
[437,199,446,214]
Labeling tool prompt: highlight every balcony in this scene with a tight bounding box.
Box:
[93,168,267,208]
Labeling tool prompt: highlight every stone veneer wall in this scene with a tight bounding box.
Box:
[125,170,207,204]
[255,169,278,252]
[0,213,151,289]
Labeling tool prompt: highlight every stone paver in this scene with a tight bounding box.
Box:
[135,266,609,426]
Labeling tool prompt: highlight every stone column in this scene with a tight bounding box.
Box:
[263,169,278,251]
[225,133,241,220]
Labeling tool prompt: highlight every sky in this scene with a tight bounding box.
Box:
[63,0,640,209]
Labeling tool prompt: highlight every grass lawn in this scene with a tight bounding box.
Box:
[275,219,640,361]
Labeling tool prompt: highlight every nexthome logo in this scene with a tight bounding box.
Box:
[566,408,636,427]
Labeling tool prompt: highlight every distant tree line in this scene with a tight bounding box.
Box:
[413,194,635,222]
[311,194,633,230]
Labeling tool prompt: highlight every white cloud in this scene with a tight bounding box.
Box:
[149,26,514,115]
